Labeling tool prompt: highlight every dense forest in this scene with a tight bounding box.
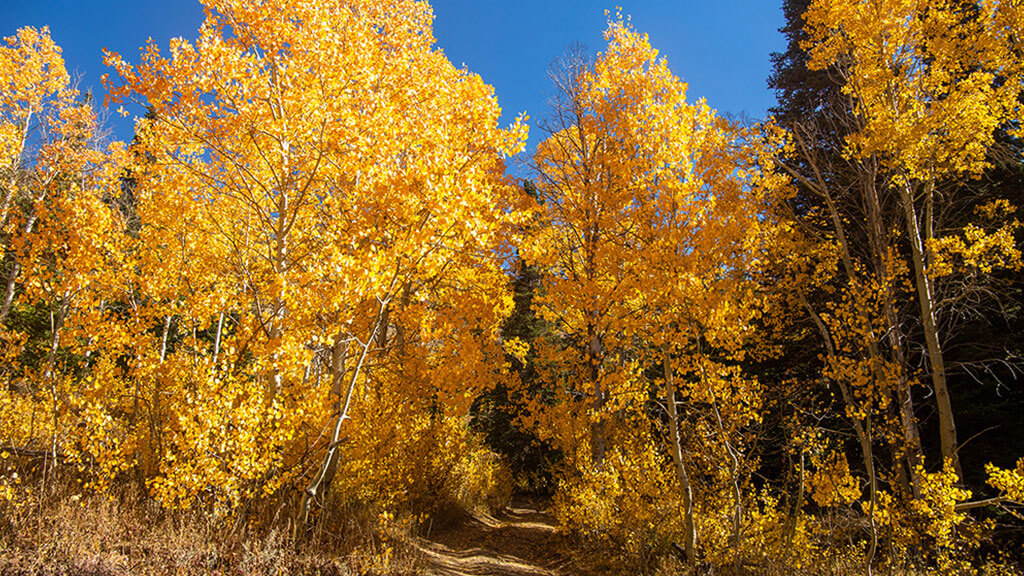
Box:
[2,0,1023,574]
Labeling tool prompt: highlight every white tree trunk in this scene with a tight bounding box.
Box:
[899,181,959,475]
[663,346,696,570]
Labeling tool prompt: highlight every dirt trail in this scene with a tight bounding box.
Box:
[413,498,575,576]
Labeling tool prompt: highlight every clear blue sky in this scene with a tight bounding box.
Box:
[2,1,785,153]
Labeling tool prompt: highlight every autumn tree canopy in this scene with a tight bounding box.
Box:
[1,1,1023,574]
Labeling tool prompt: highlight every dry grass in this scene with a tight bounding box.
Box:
[0,419,521,575]
[3,465,1020,576]
[0,467,427,576]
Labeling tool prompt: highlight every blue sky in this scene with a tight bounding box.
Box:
[2,1,785,153]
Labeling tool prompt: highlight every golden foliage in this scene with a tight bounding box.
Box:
[1,3,1023,575]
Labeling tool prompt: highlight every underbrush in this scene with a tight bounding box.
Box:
[0,416,512,576]
[555,470,1024,576]
[548,434,1024,576]
[1,479,351,575]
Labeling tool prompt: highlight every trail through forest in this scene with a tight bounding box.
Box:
[413,498,579,576]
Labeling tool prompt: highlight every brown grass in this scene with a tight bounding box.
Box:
[0,466,427,576]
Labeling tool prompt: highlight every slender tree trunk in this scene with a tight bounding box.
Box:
[149,314,173,471]
[83,300,104,366]
[0,261,21,325]
[791,137,929,495]
[663,346,696,570]
[42,299,66,491]
[299,296,388,533]
[893,373,923,496]
[298,332,350,530]
[376,301,391,349]
[212,312,224,365]
[588,321,605,467]
[0,212,39,325]
[45,304,63,467]
[861,171,925,494]
[709,392,743,574]
[268,166,289,401]
[864,416,878,576]
[786,450,806,550]
[159,315,172,363]
[268,331,283,400]
[800,290,878,572]
[899,181,960,475]
[0,107,31,232]
[0,179,19,235]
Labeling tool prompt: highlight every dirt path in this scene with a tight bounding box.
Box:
[412,498,575,576]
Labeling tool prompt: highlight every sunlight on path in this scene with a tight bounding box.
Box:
[413,499,572,576]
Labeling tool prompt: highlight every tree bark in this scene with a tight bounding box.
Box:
[0,212,39,325]
[298,296,388,533]
[212,312,224,365]
[899,180,960,475]
[45,304,63,467]
[862,171,924,495]
[789,136,927,490]
[663,345,696,570]
[588,327,605,467]
[0,106,31,232]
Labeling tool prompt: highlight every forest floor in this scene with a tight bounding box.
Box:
[411,497,583,576]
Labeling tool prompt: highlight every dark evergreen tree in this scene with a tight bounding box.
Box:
[471,180,560,495]
[768,0,1024,520]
